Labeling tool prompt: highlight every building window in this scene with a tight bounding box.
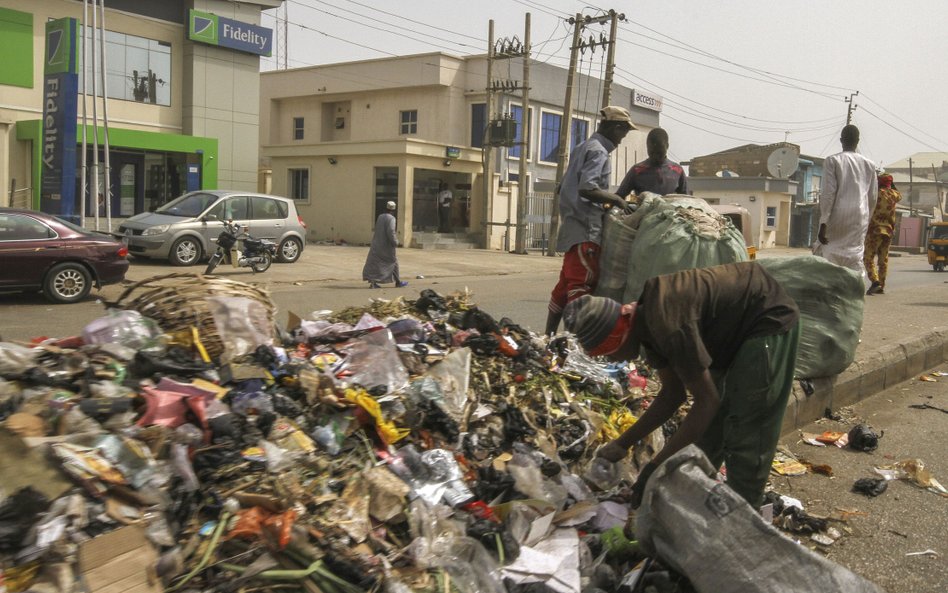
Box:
[766,206,777,228]
[470,103,486,148]
[540,112,562,163]
[293,117,304,140]
[571,117,589,148]
[288,168,309,201]
[81,27,172,106]
[508,105,533,159]
[400,110,418,135]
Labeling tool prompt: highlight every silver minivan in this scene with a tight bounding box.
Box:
[119,190,307,265]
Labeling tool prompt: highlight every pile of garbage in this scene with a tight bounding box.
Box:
[0,273,673,593]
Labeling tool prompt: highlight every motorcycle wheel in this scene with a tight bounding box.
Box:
[204,252,223,274]
[250,251,272,273]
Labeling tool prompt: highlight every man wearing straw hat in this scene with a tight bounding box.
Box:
[544,105,637,336]
[564,261,800,509]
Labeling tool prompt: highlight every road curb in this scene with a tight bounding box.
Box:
[781,326,948,435]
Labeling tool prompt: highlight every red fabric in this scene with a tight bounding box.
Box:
[588,304,635,356]
[549,242,601,314]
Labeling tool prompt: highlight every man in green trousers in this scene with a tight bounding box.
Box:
[564,261,800,509]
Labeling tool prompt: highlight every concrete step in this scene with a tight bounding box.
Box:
[410,231,477,250]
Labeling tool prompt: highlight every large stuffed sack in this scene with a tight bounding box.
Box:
[619,194,748,303]
[757,256,864,378]
[636,445,884,593]
[595,194,667,302]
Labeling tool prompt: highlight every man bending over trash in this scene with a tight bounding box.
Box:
[563,261,800,509]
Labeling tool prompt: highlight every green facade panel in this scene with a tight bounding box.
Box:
[0,7,34,88]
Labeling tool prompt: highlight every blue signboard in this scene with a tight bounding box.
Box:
[41,18,79,221]
[188,9,272,57]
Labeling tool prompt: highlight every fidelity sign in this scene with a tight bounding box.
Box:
[188,10,273,56]
[41,18,79,220]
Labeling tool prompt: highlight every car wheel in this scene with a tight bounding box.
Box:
[277,237,303,263]
[44,263,92,304]
[935,262,945,272]
[169,236,203,266]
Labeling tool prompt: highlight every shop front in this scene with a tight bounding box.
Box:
[16,120,217,220]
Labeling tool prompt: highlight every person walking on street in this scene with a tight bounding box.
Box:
[564,261,800,509]
[362,201,408,289]
[437,182,453,233]
[616,127,689,199]
[545,105,637,336]
[864,173,902,295]
[817,125,878,277]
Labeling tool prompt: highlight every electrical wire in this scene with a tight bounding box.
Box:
[859,107,946,153]
[288,0,479,55]
[861,94,948,149]
[339,0,484,42]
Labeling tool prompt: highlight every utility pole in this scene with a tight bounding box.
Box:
[483,20,495,250]
[546,13,583,256]
[514,13,531,254]
[600,10,621,109]
[845,91,859,125]
[909,157,914,216]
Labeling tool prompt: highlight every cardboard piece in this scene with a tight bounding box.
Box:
[78,525,161,593]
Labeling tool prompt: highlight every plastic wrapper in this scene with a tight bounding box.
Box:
[412,533,506,593]
[758,255,865,378]
[207,296,274,362]
[81,309,164,352]
[387,317,428,344]
[311,420,346,455]
[560,340,621,392]
[171,443,200,492]
[0,343,37,376]
[341,329,409,395]
[507,444,568,507]
[424,347,472,421]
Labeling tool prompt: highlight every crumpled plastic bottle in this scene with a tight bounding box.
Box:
[585,457,620,491]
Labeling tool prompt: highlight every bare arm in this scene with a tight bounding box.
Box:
[579,187,631,212]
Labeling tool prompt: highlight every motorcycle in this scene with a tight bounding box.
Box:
[204,219,277,274]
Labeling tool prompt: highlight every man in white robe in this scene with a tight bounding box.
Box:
[817,125,878,278]
[362,201,408,288]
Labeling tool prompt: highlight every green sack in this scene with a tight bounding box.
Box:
[757,256,864,379]
[621,195,748,303]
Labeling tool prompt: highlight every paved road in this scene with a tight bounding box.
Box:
[774,361,948,593]
[1,245,945,343]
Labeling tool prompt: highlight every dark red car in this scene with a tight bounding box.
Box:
[0,208,129,303]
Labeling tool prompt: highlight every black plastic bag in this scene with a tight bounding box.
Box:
[848,424,881,452]
[852,477,888,497]
[0,487,50,551]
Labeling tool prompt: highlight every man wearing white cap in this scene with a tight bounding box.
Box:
[563,261,800,509]
[362,200,408,289]
[545,105,637,336]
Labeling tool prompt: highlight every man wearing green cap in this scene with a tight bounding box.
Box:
[563,261,800,508]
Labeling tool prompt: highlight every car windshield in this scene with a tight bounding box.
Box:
[931,225,948,240]
[155,193,220,217]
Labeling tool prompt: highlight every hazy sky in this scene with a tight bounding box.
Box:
[260,0,948,170]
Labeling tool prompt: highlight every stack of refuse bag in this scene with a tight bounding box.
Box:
[0,274,676,593]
